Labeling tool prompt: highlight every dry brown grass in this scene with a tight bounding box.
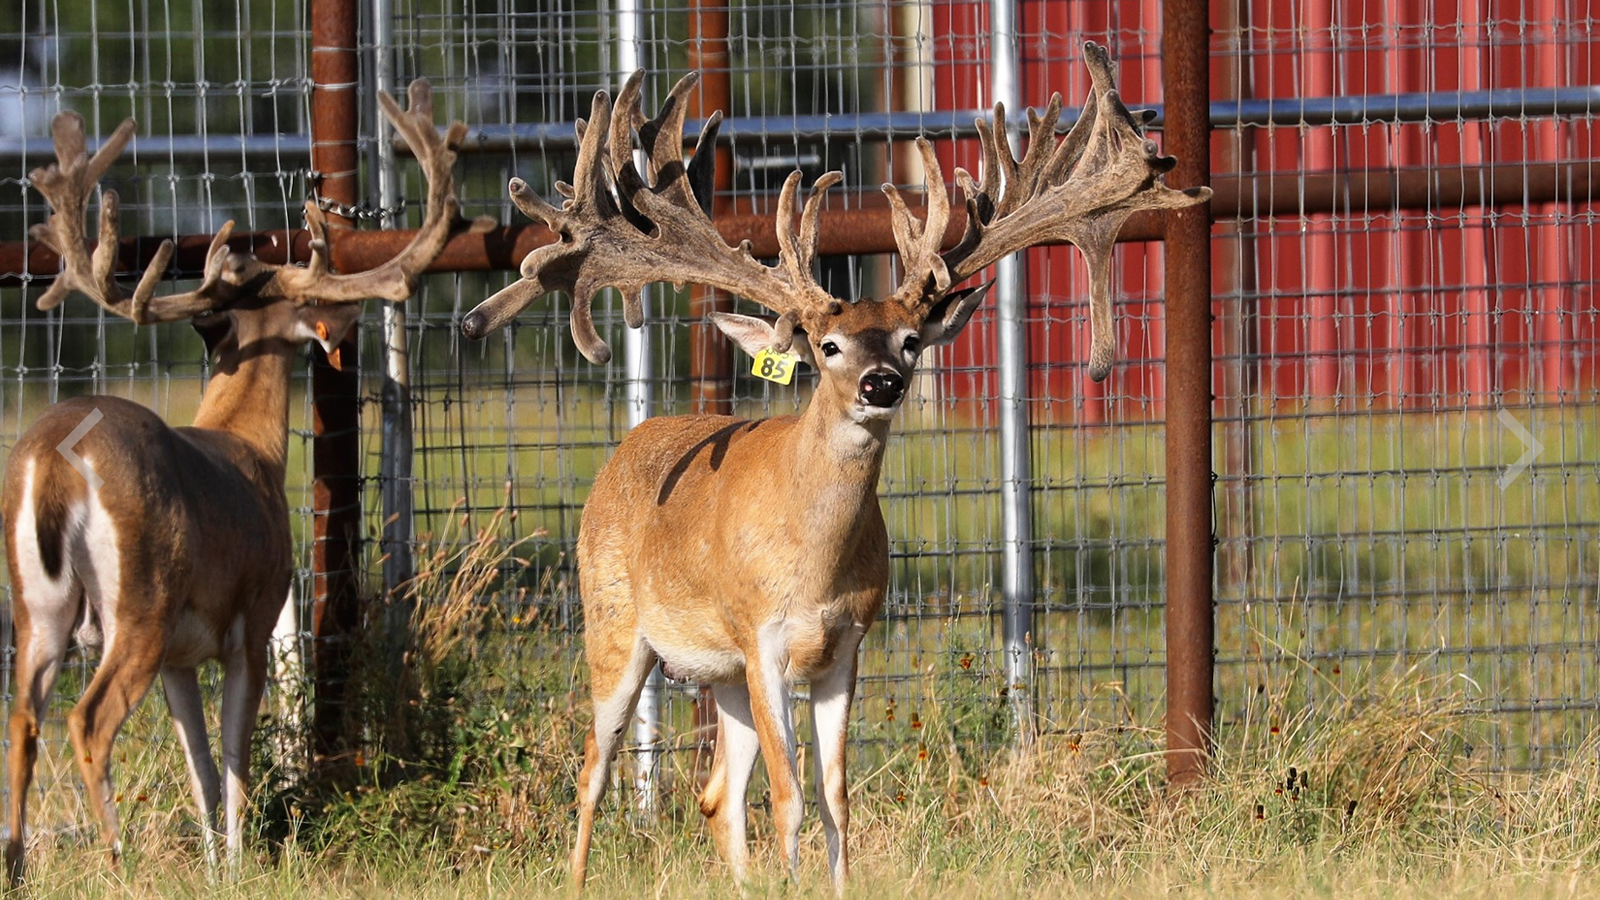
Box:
[9,505,1600,898]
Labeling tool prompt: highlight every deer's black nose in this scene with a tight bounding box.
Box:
[859,371,905,408]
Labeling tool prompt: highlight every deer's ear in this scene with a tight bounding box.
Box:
[920,282,991,347]
[293,303,364,356]
[709,312,778,356]
[192,311,237,358]
[708,312,816,367]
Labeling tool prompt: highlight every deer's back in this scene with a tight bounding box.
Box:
[3,396,292,663]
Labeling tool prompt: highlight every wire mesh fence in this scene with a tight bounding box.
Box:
[1211,0,1600,772]
[0,0,1595,842]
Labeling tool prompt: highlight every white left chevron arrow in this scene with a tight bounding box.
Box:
[56,407,105,490]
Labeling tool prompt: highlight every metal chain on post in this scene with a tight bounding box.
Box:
[990,0,1037,749]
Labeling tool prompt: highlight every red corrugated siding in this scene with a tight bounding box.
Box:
[931,0,1599,417]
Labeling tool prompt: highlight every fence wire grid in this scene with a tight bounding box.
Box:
[0,0,1596,834]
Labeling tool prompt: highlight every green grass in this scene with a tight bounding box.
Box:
[1,369,1596,897]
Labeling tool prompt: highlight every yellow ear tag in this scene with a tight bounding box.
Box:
[315,321,343,371]
[752,346,799,385]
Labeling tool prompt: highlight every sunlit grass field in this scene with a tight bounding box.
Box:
[0,361,1595,897]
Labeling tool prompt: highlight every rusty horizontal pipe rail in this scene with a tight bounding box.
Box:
[2,162,1592,288]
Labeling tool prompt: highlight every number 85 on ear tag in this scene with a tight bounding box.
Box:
[752,347,800,385]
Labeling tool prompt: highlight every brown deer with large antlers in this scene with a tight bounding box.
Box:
[462,43,1208,892]
[2,81,479,884]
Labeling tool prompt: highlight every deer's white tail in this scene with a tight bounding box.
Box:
[13,453,120,652]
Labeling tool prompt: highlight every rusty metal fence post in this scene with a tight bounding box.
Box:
[310,0,365,760]
[686,0,734,789]
[1163,0,1216,785]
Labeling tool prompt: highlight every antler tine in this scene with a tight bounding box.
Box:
[1003,94,1064,218]
[882,137,953,307]
[459,88,621,359]
[608,71,650,207]
[685,111,724,215]
[766,169,844,351]
[292,78,483,304]
[620,71,705,212]
[606,70,664,327]
[28,113,168,318]
[795,170,842,277]
[465,69,836,362]
[129,224,246,324]
[942,41,1212,382]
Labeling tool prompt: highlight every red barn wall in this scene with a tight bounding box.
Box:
[929,0,1599,419]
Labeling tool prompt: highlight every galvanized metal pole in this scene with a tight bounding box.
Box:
[990,0,1036,747]
[269,585,307,777]
[1163,0,1217,786]
[614,0,663,816]
[371,0,415,666]
[1217,0,1260,631]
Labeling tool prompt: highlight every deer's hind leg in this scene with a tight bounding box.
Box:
[571,626,656,891]
[67,624,164,865]
[698,681,761,884]
[5,459,88,885]
[5,572,82,885]
[62,477,169,866]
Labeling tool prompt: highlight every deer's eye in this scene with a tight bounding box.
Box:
[821,341,841,358]
[903,335,922,355]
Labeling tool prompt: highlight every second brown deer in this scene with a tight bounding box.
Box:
[462,42,1209,893]
[3,81,481,884]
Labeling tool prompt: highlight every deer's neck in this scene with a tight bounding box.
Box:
[190,344,295,476]
[782,397,892,553]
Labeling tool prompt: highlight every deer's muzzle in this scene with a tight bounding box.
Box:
[859,371,905,409]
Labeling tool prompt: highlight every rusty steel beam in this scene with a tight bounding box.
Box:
[309,0,364,763]
[687,2,736,417]
[1163,0,1216,787]
[4,163,1592,288]
[685,0,733,792]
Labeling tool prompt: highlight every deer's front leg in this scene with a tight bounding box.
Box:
[809,629,863,896]
[745,627,802,878]
[162,665,222,873]
[219,644,269,871]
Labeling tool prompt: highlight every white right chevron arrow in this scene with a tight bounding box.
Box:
[1496,408,1545,490]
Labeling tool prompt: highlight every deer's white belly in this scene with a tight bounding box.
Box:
[650,636,744,684]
